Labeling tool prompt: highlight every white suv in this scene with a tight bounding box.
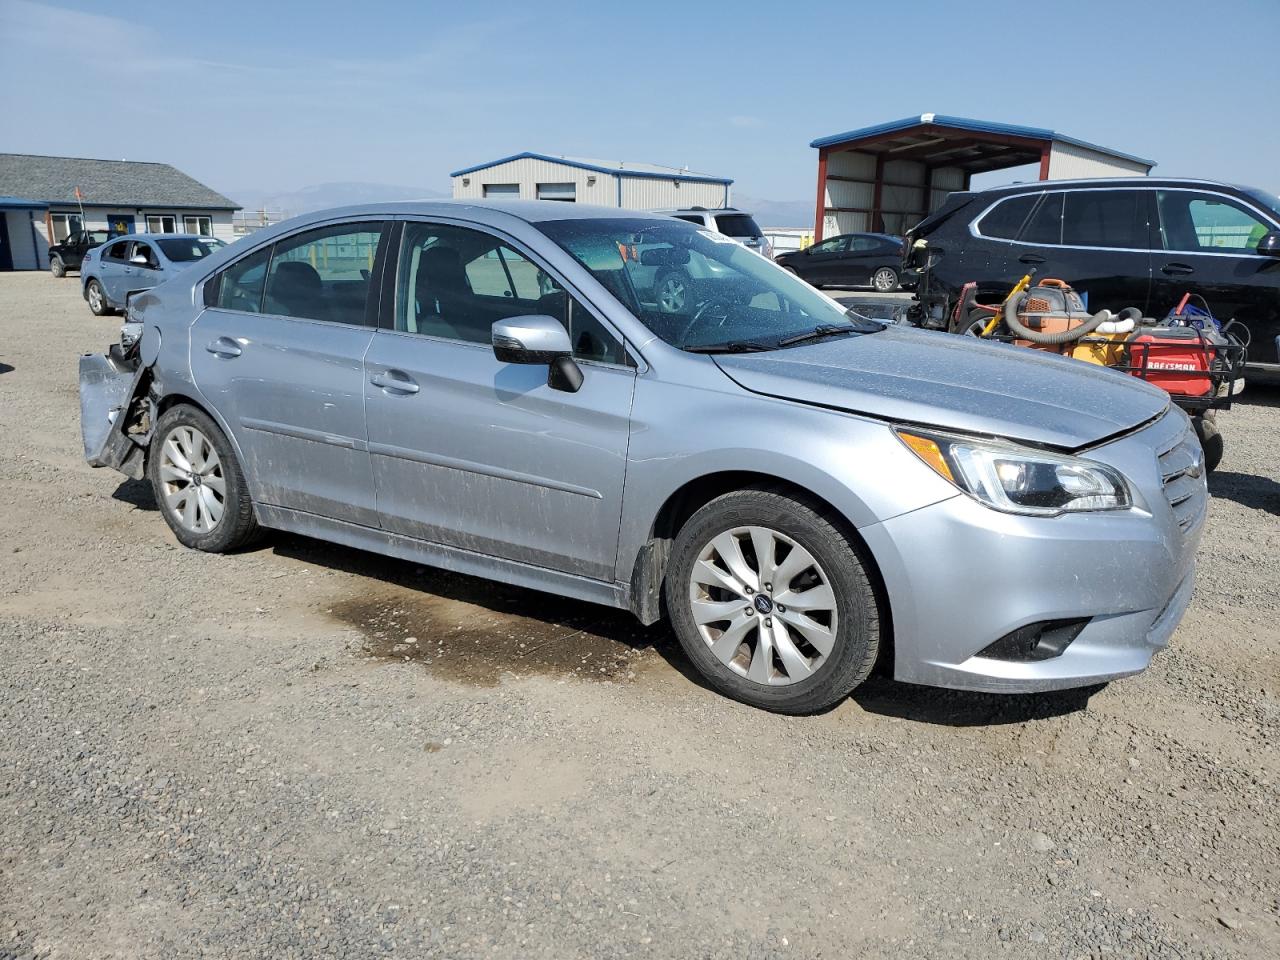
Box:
[655,207,772,258]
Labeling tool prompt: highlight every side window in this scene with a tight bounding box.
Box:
[213,246,271,312]
[977,194,1037,240]
[812,236,848,254]
[675,215,706,226]
[133,242,159,269]
[1061,190,1146,249]
[396,221,626,364]
[848,236,878,252]
[1157,191,1273,253]
[263,223,382,324]
[1020,193,1064,245]
[104,240,132,262]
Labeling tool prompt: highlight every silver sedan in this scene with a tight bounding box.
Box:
[79,201,1204,713]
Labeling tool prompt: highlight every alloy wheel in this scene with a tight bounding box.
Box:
[687,525,838,686]
[88,283,103,312]
[873,268,897,292]
[658,276,687,313]
[158,425,226,533]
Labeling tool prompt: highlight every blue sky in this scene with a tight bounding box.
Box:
[2,0,1277,204]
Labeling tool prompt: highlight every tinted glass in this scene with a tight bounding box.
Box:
[811,236,848,254]
[157,238,224,262]
[713,214,762,237]
[675,215,705,225]
[1239,187,1280,221]
[397,222,624,364]
[1157,190,1272,252]
[132,243,159,268]
[104,240,132,261]
[848,236,880,252]
[264,223,382,324]
[215,246,271,313]
[1020,193,1063,245]
[978,194,1037,239]
[87,230,110,244]
[537,217,874,350]
[1061,190,1145,248]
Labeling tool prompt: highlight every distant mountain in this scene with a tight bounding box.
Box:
[733,194,814,229]
[224,181,448,217]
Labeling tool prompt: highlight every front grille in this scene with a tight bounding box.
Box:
[1156,421,1207,533]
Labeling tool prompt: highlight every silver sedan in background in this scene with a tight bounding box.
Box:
[79,201,1204,713]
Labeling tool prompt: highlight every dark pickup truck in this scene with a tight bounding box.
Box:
[49,229,111,277]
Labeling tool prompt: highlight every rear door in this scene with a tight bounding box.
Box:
[1010,188,1153,313]
[98,240,135,304]
[190,220,387,526]
[798,235,849,283]
[363,218,637,580]
[1150,188,1280,365]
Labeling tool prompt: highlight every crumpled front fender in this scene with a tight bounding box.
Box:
[79,352,148,477]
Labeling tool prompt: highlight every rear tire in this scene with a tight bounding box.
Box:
[665,487,881,714]
[872,267,899,292]
[86,279,114,316]
[50,256,66,278]
[1194,414,1224,474]
[148,405,260,552]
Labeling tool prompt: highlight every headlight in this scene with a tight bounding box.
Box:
[896,428,1131,516]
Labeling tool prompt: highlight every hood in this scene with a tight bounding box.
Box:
[713,325,1169,449]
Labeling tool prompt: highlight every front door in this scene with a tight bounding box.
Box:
[107,213,135,236]
[364,220,636,580]
[190,221,387,525]
[1150,188,1280,366]
[800,235,849,284]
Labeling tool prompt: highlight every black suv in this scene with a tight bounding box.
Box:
[903,178,1280,376]
[49,229,111,278]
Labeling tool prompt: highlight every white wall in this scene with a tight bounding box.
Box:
[40,206,237,242]
[1047,142,1149,179]
[620,177,729,210]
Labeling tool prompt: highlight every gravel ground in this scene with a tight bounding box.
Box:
[1,271,1277,959]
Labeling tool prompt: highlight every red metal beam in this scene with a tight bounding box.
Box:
[813,147,829,242]
[870,154,886,234]
[1038,143,1052,179]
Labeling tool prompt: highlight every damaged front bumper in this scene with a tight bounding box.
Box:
[79,351,149,478]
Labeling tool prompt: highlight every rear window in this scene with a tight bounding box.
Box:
[87,231,110,244]
[977,194,1037,239]
[157,238,225,262]
[713,214,762,237]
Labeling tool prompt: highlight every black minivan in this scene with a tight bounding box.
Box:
[903,178,1280,376]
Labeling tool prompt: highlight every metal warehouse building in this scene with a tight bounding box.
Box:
[451,152,733,209]
[811,114,1155,240]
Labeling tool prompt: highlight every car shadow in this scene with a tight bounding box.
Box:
[0,362,13,375]
[111,477,157,511]
[1208,471,1280,515]
[1235,383,1280,409]
[850,676,1103,727]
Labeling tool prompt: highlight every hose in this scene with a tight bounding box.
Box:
[1002,292,1113,345]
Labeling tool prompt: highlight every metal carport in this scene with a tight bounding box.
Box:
[810,114,1155,241]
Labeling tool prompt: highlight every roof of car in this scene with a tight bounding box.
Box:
[270,198,681,228]
[963,176,1243,197]
[116,233,224,242]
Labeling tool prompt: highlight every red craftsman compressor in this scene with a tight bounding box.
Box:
[958,279,1247,473]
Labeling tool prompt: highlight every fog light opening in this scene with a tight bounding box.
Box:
[977,618,1089,662]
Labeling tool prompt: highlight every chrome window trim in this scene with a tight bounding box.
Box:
[969,186,1279,258]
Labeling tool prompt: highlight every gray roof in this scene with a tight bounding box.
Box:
[0,153,239,210]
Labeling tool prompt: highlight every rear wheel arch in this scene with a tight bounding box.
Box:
[628,470,893,673]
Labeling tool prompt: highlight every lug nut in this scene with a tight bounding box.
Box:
[743,607,753,616]
[776,604,786,613]
[765,582,773,592]
[764,617,773,627]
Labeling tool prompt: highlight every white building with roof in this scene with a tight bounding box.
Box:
[450,152,732,210]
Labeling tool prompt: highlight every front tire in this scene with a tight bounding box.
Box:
[665,487,881,714]
[872,267,899,292]
[1194,414,1224,474]
[148,405,259,552]
[50,256,66,278]
[85,279,114,316]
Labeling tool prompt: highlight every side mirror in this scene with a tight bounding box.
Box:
[130,253,149,265]
[492,315,582,392]
[1256,231,1280,258]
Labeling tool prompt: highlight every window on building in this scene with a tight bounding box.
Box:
[1157,191,1273,252]
[183,215,213,236]
[263,222,383,324]
[536,183,576,202]
[1060,190,1146,249]
[50,213,83,243]
[146,214,178,233]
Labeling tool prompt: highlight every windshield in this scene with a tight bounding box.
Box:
[87,230,110,244]
[1240,186,1280,221]
[157,238,225,262]
[536,217,877,351]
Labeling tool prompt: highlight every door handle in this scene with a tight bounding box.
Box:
[370,370,420,394]
[205,337,242,358]
[1161,262,1195,276]
[1018,253,1046,264]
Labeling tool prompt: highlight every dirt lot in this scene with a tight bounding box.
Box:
[1,271,1278,959]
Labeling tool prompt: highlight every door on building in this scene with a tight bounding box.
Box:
[107,214,135,236]
[536,183,576,202]
[0,214,13,271]
[482,183,520,199]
